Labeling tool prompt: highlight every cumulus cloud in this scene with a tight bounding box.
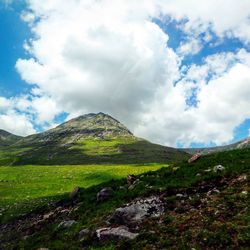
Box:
[4,0,250,146]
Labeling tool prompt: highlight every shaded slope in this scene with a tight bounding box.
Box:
[0,130,22,146]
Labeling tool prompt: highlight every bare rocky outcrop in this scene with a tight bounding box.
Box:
[110,196,164,226]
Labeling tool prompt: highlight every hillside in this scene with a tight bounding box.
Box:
[0,129,22,146]
[0,113,189,165]
[184,137,250,155]
[1,148,249,249]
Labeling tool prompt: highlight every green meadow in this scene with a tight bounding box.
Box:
[0,164,164,220]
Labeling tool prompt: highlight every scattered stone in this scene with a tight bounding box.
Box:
[58,220,76,229]
[128,180,141,190]
[237,175,247,182]
[69,186,80,199]
[188,153,201,163]
[79,228,90,238]
[127,174,137,186]
[110,196,164,226]
[207,188,220,196]
[176,194,184,198]
[97,187,113,202]
[204,168,212,172]
[96,226,138,241]
[43,212,54,220]
[213,165,225,173]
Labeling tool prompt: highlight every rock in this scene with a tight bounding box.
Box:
[207,188,220,196]
[96,226,138,241]
[43,212,54,220]
[97,187,113,202]
[69,186,80,199]
[188,153,201,163]
[196,173,201,177]
[79,228,90,238]
[58,220,76,229]
[176,193,184,198]
[110,196,164,226]
[127,174,137,186]
[213,165,225,173]
[204,168,212,172]
[37,248,49,250]
[241,191,248,195]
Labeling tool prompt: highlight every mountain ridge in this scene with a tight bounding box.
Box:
[0,113,189,165]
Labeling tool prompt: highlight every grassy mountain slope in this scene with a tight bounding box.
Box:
[0,113,188,165]
[1,148,249,249]
[0,130,22,146]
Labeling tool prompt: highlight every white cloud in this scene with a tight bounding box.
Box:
[3,0,249,146]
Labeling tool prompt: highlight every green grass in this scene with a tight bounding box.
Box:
[1,148,250,249]
[0,163,164,220]
[72,138,137,156]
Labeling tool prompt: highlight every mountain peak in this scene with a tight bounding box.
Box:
[59,112,133,138]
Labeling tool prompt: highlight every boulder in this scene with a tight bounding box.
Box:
[58,220,76,229]
[110,196,164,226]
[97,187,113,202]
[69,186,80,199]
[96,226,138,241]
[213,165,225,173]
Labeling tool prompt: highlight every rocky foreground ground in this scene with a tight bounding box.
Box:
[0,149,249,249]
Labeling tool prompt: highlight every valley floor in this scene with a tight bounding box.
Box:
[0,164,164,222]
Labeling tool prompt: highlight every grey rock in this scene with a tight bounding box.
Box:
[97,187,113,202]
[213,165,225,173]
[110,196,164,226]
[79,228,90,238]
[58,220,76,229]
[96,226,138,241]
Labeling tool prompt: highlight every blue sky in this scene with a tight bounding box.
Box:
[1,0,250,147]
[0,1,31,97]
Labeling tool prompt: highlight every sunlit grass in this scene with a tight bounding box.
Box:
[0,163,165,207]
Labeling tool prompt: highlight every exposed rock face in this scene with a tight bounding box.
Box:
[96,226,138,241]
[58,220,76,229]
[97,187,113,203]
[110,196,164,226]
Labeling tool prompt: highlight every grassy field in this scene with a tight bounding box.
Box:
[0,163,164,221]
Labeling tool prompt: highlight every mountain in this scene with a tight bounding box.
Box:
[0,129,22,146]
[0,113,189,165]
[183,137,250,155]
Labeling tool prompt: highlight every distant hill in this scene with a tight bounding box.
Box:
[183,137,250,155]
[0,130,22,146]
[0,113,189,165]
